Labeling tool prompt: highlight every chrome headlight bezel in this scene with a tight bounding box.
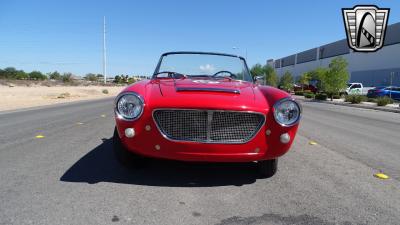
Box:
[273,98,301,127]
[114,92,145,121]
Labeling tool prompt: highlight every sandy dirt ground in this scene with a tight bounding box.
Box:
[0,85,125,111]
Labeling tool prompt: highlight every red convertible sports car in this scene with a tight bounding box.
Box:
[113,52,301,177]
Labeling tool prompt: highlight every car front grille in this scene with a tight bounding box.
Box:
[153,109,265,143]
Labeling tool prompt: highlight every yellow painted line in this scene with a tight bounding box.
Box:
[77,122,84,125]
[35,135,45,139]
[374,173,389,180]
[101,114,106,118]
[309,141,317,145]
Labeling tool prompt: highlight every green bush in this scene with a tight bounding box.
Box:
[102,89,109,94]
[304,93,315,99]
[315,93,328,100]
[376,96,394,106]
[29,71,47,80]
[345,95,366,104]
[294,91,304,96]
[367,98,376,102]
[332,95,341,99]
[61,73,73,83]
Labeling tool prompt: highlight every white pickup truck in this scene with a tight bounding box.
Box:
[344,83,374,95]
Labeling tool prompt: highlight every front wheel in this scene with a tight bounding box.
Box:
[257,159,278,178]
[113,127,145,168]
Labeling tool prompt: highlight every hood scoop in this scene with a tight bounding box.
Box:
[176,87,240,94]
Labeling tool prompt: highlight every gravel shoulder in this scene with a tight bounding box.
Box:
[0,85,124,111]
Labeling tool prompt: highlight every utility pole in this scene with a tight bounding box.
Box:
[103,16,107,84]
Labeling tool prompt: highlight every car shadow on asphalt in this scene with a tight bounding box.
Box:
[60,138,262,187]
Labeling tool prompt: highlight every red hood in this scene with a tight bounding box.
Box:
[159,78,254,98]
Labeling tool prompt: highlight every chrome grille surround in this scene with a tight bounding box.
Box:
[152,109,265,144]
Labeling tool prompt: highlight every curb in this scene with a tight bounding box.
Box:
[295,97,400,114]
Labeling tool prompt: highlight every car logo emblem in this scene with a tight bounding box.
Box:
[342,5,389,52]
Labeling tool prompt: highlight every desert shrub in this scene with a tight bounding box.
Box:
[57,92,71,98]
[85,73,98,82]
[304,92,315,99]
[345,95,366,104]
[294,91,303,96]
[127,77,136,84]
[315,93,328,100]
[61,73,73,83]
[367,98,376,102]
[376,96,394,106]
[332,94,341,99]
[102,89,109,94]
[360,95,368,102]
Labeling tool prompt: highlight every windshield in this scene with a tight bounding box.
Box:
[154,53,252,81]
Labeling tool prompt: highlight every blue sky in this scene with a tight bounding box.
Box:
[0,0,399,77]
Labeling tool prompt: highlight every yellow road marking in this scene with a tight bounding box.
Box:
[374,173,389,180]
[35,135,45,139]
[309,141,317,145]
[77,122,84,125]
[101,114,106,118]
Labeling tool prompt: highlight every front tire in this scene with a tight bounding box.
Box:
[113,127,145,168]
[257,159,278,178]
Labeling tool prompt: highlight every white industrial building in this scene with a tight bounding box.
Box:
[269,22,400,87]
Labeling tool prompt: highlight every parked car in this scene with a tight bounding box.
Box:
[113,51,301,177]
[367,86,400,100]
[344,83,374,95]
[293,84,318,93]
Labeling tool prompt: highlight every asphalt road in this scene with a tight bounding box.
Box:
[0,98,399,225]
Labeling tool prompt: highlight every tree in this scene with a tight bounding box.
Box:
[263,65,278,87]
[250,64,264,78]
[49,71,61,80]
[29,71,47,80]
[61,73,73,82]
[96,74,104,81]
[2,67,17,79]
[324,57,349,100]
[85,73,98,81]
[15,70,28,80]
[298,72,311,91]
[114,75,122,83]
[308,67,328,92]
[279,71,294,92]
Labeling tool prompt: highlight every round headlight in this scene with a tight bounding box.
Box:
[115,92,144,120]
[273,98,301,126]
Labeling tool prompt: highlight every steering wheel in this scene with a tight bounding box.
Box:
[211,70,237,79]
